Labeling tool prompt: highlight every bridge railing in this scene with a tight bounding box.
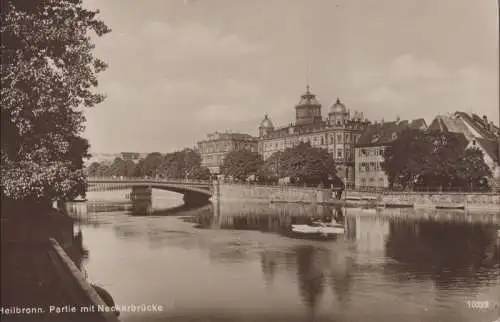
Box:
[87,176,212,185]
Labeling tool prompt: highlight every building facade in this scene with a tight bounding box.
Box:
[257,86,369,188]
[196,132,258,174]
[354,119,427,190]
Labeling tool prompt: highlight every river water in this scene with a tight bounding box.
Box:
[67,190,500,322]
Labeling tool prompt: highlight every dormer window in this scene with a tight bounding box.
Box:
[472,139,476,146]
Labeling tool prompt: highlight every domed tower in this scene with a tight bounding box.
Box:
[295,85,322,125]
[328,98,349,126]
[259,114,274,137]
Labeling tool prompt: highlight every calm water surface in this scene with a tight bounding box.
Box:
[68,190,500,322]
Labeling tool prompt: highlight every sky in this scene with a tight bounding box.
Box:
[83,0,499,154]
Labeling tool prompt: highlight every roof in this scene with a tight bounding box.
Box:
[355,119,427,147]
[201,132,257,142]
[260,114,274,129]
[455,112,499,140]
[296,85,321,107]
[330,98,347,114]
[475,137,499,163]
[428,115,470,135]
[427,112,499,162]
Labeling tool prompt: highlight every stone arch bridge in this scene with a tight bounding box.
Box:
[87,177,213,207]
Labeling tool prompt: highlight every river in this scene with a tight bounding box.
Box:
[66,189,500,322]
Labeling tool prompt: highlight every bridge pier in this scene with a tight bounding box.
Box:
[131,186,152,215]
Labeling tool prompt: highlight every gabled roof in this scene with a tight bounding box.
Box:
[428,115,471,136]
[455,112,498,140]
[428,112,499,163]
[475,137,499,163]
[409,118,427,130]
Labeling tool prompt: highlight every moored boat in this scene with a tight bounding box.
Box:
[291,221,345,237]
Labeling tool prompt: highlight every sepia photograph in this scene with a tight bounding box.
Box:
[1,0,500,321]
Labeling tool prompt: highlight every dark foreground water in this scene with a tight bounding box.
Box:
[67,190,500,322]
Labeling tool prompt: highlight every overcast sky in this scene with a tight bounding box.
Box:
[83,0,499,154]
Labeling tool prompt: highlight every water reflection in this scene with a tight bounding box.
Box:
[385,220,500,287]
[195,202,347,240]
[294,246,326,317]
[64,195,500,322]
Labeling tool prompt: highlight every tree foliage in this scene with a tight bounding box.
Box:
[220,150,264,181]
[85,149,211,180]
[1,0,110,203]
[276,142,337,186]
[258,151,285,183]
[382,130,492,191]
[160,149,209,179]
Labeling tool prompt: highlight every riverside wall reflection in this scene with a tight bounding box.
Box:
[197,202,500,289]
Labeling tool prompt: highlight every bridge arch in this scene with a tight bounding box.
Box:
[87,178,213,207]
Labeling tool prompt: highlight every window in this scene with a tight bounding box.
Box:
[337,150,343,158]
[321,137,324,145]
[337,134,342,143]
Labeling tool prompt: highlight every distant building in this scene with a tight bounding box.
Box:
[120,152,141,162]
[354,119,427,190]
[428,112,500,189]
[196,132,258,174]
[85,153,120,166]
[257,85,369,188]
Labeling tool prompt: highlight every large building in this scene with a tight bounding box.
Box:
[428,112,500,190]
[257,85,369,188]
[354,119,427,190]
[196,132,258,174]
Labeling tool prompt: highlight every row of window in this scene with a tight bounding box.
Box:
[358,162,382,172]
[200,143,257,154]
[359,177,385,183]
[264,133,360,151]
[358,147,385,157]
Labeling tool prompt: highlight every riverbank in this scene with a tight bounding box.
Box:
[214,183,500,211]
[0,209,119,322]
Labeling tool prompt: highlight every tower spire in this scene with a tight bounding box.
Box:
[306,62,311,90]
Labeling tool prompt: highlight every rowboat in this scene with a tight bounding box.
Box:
[291,221,345,236]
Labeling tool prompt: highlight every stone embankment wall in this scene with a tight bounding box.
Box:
[213,182,500,211]
[213,183,332,204]
[381,192,500,211]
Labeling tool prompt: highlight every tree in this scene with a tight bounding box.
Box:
[220,150,264,181]
[257,151,284,183]
[383,130,491,191]
[103,158,137,177]
[454,148,492,191]
[381,129,430,189]
[189,166,211,180]
[138,152,163,177]
[160,149,208,179]
[86,162,109,177]
[1,0,110,206]
[277,142,336,186]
